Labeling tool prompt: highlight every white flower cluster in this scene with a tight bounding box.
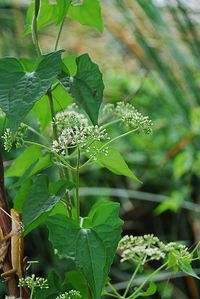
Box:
[2,124,27,152]
[54,109,88,132]
[56,290,82,299]
[103,103,115,113]
[115,102,152,133]
[52,108,109,156]
[118,235,165,264]
[2,128,12,151]
[164,242,192,262]
[18,274,49,290]
[118,235,191,265]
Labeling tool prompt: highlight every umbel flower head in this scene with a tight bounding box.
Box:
[118,234,165,264]
[2,123,27,152]
[115,102,152,133]
[56,290,82,299]
[18,274,49,290]
[52,106,109,156]
[54,106,89,132]
[104,101,153,134]
[118,234,191,266]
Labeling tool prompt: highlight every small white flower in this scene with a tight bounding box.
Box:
[118,234,192,266]
[52,108,109,156]
[103,103,115,113]
[54,108,88,133]
[164,242,192,262]
[2,128,13,152]
[56,290,82,299]
[118,234,166,263]
[2,124,27,152]
[18,274,49,290]
[114,102,152,133]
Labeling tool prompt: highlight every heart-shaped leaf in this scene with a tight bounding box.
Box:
[0,51,62,129]
[68,0,103,32]
[46,201,123,299]
[59,54,104,125]
[24,0,71,34]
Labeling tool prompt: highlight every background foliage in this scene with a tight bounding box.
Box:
[0,0,200,298]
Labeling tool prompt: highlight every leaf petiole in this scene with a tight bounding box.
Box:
[24,140,75,170]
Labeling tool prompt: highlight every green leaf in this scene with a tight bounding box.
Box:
[33,84,73,132]
[59,54,104,124]
[50,201,68,217]
[24,0,71,34]
[76,229,106,299]
[0,51,62,129]
[35,270,61,299]
[155,191,185,214]
[64,271,88,299]
[190,107,200,135]
[46,200,123,299]
[22,175,63,235]
[47,215,80,259]
[14,178,32,211]
[32,96,51,132]
[167,252,179,272]
[5,145,41,177]
[57,0,72,23]
[173,150,193,180]
[62,55,77,76]
[68,0,103,32]
[13,154,52,187]
[49,180,75,199]
[87,200,124,286]
[86,141,140,182]
[28,154,52,178]
[179,261,200,280]
[135,282,157,298]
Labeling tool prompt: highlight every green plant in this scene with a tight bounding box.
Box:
[105,235,200,299]
[19,275,49,299]
[0,1,199,299]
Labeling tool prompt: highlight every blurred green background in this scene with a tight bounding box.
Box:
[1,0,200,298]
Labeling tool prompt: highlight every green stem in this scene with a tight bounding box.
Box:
[101,119,120,129]
[47,91,74,218]
[24,140,75,170]
[80,127,139,169]
[30,286,35,299]
[50,82,60,92]
[191,241,200,255]
[31,0,72,219]
[123,261,141,298]
[107,281,123,299]
[127,263,168,299]
[75,148,81,223]
[47,90,58,140]
[54,17,65,51]
[27,125,50,145]
[48,88,75,218]
[104,292,120,298]
[32,0,42,55]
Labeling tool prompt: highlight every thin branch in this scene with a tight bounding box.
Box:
[54,17,65,51]
[32,0,42,55]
